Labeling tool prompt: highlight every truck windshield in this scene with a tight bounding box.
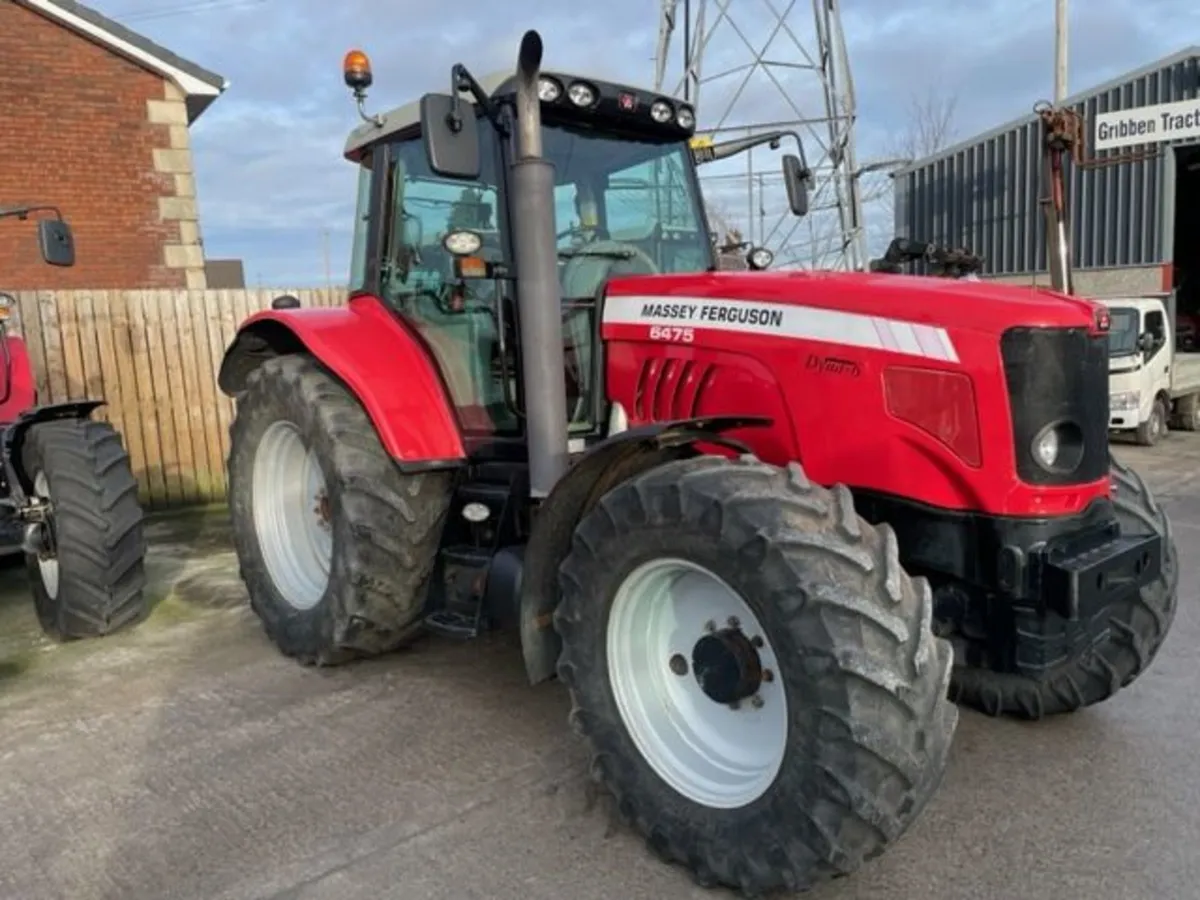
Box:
[1108,307,1139,356]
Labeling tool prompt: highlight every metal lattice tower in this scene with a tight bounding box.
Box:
[654,0,867,270]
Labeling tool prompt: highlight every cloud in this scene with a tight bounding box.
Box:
[93,0,1192,280]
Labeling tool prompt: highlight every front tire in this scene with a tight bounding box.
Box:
[23,419,147,640]
[228,355,452,665]
[1136,397,1168,445]
[554,456,957,894]
[950,456,1178,718]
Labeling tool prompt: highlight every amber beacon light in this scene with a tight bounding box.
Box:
[343,49,373,94]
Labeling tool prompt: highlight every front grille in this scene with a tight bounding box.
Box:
[1000,326,1109,486]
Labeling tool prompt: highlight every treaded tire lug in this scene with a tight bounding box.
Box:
[554,454,957,895]
[23,418,148,640]
[228,355,452,665]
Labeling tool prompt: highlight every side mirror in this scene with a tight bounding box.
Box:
[782,154,810,218]
[1137,331,1156,353]
[38,219,75,267]
[420,93,480,180]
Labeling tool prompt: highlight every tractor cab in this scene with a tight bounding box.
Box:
[338,50,810,448]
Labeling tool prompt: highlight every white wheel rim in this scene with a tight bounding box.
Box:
[252,421,333,611]
[606,558,788,809]
[32,470,59,600]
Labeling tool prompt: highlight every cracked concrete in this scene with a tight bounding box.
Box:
[0,439,1196,900]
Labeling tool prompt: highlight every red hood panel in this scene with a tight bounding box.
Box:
[606,270,1100,334]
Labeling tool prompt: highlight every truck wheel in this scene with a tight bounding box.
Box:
[950,456,1178,719]
[1135,397,1168,445]
[1171,394,1200,431]
[554,455,957,894]
[228,355,452,665]
[22,419,147,640]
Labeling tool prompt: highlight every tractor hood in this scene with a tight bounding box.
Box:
[605,270,1102,335]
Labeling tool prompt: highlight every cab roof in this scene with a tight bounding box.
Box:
[342,69,680,162]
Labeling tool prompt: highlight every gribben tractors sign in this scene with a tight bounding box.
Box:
[1093,98,1200,151]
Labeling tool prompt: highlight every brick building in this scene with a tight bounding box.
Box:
[0,0,227,290]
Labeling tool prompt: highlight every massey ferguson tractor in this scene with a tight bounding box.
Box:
[216,33,1178,895]
[0,206,148,640]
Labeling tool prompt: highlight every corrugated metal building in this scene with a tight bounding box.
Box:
[893,47,1200,298]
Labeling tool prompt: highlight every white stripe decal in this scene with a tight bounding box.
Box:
[603,294,960,364]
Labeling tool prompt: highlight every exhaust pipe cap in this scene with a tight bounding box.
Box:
[518,30,543,80]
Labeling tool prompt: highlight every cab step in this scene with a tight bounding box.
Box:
[424,609,483,640]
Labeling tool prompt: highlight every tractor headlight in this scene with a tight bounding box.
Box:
[650,99,674,123]
[442,229,483,257]
[1031,421,1084,473]
[1033,428,1059,468]
[537,76,562,102]
[1110,390,1141,411]
[676,104,696,130]
[567,81,597,107]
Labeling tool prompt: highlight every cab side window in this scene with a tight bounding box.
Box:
[348,159,374,293]
[1145,310,1166,358]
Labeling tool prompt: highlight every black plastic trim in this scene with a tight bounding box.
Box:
[1000,326,1109,486]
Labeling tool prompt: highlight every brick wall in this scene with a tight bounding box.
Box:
[0,2,207,290]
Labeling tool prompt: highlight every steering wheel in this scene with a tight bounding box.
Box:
[560,240,660,298]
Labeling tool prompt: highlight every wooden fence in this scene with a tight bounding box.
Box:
[5,288,345,510]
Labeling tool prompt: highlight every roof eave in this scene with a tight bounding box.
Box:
[20,0,228,123]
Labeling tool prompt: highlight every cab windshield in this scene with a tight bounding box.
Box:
[353,116,712,439]
[1108,307,1139,356]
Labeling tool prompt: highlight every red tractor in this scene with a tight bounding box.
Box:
[217,34,1177,895]
[0,206,148,639]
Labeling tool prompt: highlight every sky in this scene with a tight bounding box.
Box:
[88,0,1192,285]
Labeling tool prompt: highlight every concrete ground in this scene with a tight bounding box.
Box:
[0,439,1197,900]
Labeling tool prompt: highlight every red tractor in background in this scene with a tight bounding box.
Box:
[216,33,1177,896]
[0,206,148,640]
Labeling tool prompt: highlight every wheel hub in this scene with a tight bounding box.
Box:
[606,557,789,809]
[691,627,763,706]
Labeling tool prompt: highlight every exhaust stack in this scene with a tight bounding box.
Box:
[509,30,569,498]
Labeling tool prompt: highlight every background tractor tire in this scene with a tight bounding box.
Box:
[950,456,1178,719]
[554,455,957,895]
[23,419,147,640]
[228,355,452,665]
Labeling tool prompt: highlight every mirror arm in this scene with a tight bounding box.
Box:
[0,204,62,223]
[777,130,811,178]
[450,64,508,135]
[692,129,810,176]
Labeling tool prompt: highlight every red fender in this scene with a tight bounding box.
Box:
[218,294,465,465]
[0,334,38,424]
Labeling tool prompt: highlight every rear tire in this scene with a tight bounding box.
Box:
[949,456,1178,719]
[1171,393,1200,431]
[554,455,957,894]
[23,419,147,640]
[228,355,452,665]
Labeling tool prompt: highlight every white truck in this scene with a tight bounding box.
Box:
[1101,293,1200,446]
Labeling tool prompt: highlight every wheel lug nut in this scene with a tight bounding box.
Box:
[762,669,774,683]
[726,616,740,628]
[751,635,763,648]
[751,695,764,709]
[668,654,688,676]
[728,700,741,711]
